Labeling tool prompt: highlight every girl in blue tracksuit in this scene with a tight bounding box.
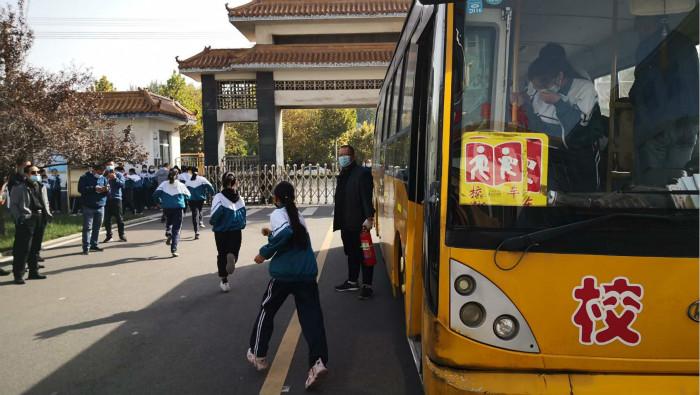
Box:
[248,181,328,391]
[185,167,216,240]
[153,170,190,257]
[209,172,246,292]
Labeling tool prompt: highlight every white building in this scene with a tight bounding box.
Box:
[98,89,196,166]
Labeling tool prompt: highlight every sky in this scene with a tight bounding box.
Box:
[1,0,252,89]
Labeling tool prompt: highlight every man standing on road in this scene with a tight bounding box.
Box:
[78,164,109,255]
[333,145,376,300]
[103,161,127,243]
[9,165,50,284]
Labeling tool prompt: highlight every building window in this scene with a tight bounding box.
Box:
[159,131,171,166]
[218,80,257,109]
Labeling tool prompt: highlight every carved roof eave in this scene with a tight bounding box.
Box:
[179,61,391,75]
[229,13,407,22]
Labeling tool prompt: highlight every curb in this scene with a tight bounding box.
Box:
[0,213,163,265]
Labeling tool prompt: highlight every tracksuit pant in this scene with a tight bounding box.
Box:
[190,200,205,235]
[164,208,183,253]
[214,230,241,279]
[341,230,373,286]
[104,199,125,238]
[12,214,44,279]
[249,279,328,368]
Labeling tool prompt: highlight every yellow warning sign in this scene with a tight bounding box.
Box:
[459,132,549,207]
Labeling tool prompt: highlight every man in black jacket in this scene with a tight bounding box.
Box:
[333,145,376,300]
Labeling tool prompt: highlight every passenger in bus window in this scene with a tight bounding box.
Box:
[629,16,699,187]
[513,44,606,192]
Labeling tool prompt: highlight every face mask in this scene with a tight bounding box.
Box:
[30,175,41,183]
[338,155,352,168]
[94,173,102,178]
[105,166,115,171]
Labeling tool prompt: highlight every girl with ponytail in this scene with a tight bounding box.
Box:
[248,181,329,390]
[153,169,190,257]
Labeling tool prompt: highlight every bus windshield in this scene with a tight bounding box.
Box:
[447,0,699,255]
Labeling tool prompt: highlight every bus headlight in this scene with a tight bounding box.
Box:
[450,259,540,353]
[494,315,519,340]
[455,275,476,295]
[460,302,486,327]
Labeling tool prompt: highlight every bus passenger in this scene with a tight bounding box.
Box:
[514,45,606,192]
[630,16,699,186]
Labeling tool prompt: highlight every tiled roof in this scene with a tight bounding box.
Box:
[97,90,196,122]
[177,43,395,71]
[227,0,411,19]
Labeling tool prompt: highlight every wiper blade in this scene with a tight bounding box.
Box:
[497,213,695,252]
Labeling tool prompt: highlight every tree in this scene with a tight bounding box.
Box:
[339,121,375,163]
[0,0,147,176]
[225,123,258,156]
[92,75,114,92]
[148,71,203,153]
[283,109,357,165]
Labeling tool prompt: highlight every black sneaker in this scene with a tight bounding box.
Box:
[14,278,26,285]
[82,250,89,256]
[90,246,104,252]
[119,236,127,242]
[194,234,200,240]
[335,281,359,292]
[103,235,112,243]
[358,285,374,300]
[37,255,45,262]
[165,235,172,246]
[27,273,47,280]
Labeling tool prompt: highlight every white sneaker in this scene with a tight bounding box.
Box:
[304,358,328,390]
[226,253,237,275]
[172,251,179,258]
[199,222,206,228]
[219,280,230,293]
[246,348,269,371]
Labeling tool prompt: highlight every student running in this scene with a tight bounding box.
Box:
[248,181,329,390]
[208,172,246,292]
[185,167,216,240]
[153,169,190,258]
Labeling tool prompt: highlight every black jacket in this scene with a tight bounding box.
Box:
[333,162,374,232]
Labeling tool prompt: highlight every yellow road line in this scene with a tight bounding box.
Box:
[259,223,335,395]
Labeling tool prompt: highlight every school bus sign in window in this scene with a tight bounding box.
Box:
[459,132,549,207]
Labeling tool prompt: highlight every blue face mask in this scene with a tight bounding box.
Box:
[338,155,353,168]
[105,165,115,171]
[30,175,41,183]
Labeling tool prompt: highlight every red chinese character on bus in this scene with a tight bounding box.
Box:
[466,143,494,185]
[572,276,644,346]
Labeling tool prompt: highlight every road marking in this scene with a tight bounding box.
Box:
[246,208,262,216]
[259,223,335,395]
[301,207,318,217]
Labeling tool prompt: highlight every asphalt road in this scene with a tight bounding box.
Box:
[0,206,423,395]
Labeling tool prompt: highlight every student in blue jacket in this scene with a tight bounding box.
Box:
[153,170,190,257]
[186,167,216,240]
[248,181,328,391]
[209,172,246,292]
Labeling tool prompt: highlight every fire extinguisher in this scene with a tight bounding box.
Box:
[360,230,376,267]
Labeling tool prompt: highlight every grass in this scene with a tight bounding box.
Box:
[0,211,148,253]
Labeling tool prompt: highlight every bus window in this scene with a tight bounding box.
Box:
[446,0,698,256]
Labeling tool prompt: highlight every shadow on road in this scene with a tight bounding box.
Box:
[24,246,423,395]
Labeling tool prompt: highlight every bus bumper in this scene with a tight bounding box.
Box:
[424,357,699,395]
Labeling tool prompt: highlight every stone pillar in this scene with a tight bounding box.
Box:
[202,75,225,166]
[275,108,284,166]
[256,72,278,165]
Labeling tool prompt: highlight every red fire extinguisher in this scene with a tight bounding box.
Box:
[360,230,377,267]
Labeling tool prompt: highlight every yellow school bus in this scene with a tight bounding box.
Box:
[373,1,699,393]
